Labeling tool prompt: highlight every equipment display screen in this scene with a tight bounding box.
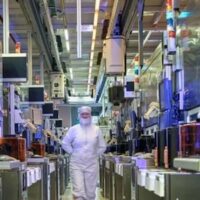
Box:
[28,87,44,102]
[42,102,53,116]
[55,119,62,128]
[2,53,27,82]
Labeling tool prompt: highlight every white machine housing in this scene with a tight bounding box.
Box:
[104,36,126,75]
[50,73,65,99]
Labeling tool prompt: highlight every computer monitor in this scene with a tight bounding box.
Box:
[55,119,62,128]
[2,53,27,82]
[126,81,134,91]
[108,86,124,103]
[50,109,59,119]
[28,86,44,103]
[42,102,54,116]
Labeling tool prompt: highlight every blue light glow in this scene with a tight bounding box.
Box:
[179,11,191,19]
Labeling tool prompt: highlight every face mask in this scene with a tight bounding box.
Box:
[80,117,91,126]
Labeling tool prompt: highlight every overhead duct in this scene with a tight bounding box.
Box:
[56,35,63,52]
[93,76,97,85]
[95,74,107,103]
[101,19,109,39]
[121,0,138,39]
[18,0,53,70]
[48,0,57,17]
[106,0,125,37]
[96,52,102,65]
[41,0,63,73]
[61,62,67,73]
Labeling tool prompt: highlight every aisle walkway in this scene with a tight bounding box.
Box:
[61,184,106,200]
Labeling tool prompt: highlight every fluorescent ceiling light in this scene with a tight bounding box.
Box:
[66,41,70,52]
[64,29,69,40]
[81,24,93,32]
[68,96,95,103]
[92,29,97,40]
[89,67,92,75]
[90,52,94,60]
[69,68,73,79]
[93,12,98,27]
[87,0,101,94]
[91,42,95,51]
[95,0,101,11]
[77,0,82,58]
[89,60,93,67]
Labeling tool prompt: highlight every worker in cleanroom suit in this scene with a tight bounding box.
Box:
[62,106,107,200]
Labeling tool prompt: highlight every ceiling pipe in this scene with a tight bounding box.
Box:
[121,0,138,39]
[41,0,63,73]
[18,0,53,71]
[152,0,166,26]
[95,0,125,101]
[106,0,125,37]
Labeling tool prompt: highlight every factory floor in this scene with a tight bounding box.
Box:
[61,183,106,200]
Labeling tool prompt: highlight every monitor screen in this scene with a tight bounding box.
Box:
[108,86,124,103]
[50,110,59,119]
[126,81,134,91]
[42,102,53,116]
[28,86,44,102]
[2,53,27,82]
[159,78,172,112]
[55,119,62,128]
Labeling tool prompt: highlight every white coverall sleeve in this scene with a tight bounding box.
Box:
[61,128,74,154]
[97,128,107,155]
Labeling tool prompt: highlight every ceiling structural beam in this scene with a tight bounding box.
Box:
[3,0,9,53]
[106,0,125,37]
[27,31,33,85]
[138,0,144,68]
[126,47,155,52]
[77,0,82,58]
[121,0,138,39]
[41,0,63,73]
[87,0,101,93]
[18,0,53,71]
[152,0,166,26]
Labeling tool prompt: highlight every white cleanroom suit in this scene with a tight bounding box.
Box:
[62,106,107,200]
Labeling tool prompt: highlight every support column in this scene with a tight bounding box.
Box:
[3,0,9,54]
[27,31,33,85]
[10,85,15,135]
[40,53,44,85]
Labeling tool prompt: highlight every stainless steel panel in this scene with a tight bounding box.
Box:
[0,169,27,200]
[165,173,200,200]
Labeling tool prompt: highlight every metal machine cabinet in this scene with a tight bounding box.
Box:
[104,160,111,199]
[63,155,70,187]
[28,176,43,200]
[136,170,200,200]
[59,156,66,196]
[0,168,27,200]
[48,155,60,200]
[27,157,50,200]
[109,161,115,200]
[114,163,132,200]
[99,157,105,196]
[165,173,200,200]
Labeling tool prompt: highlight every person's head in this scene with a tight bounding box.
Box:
[78,106,92,126]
